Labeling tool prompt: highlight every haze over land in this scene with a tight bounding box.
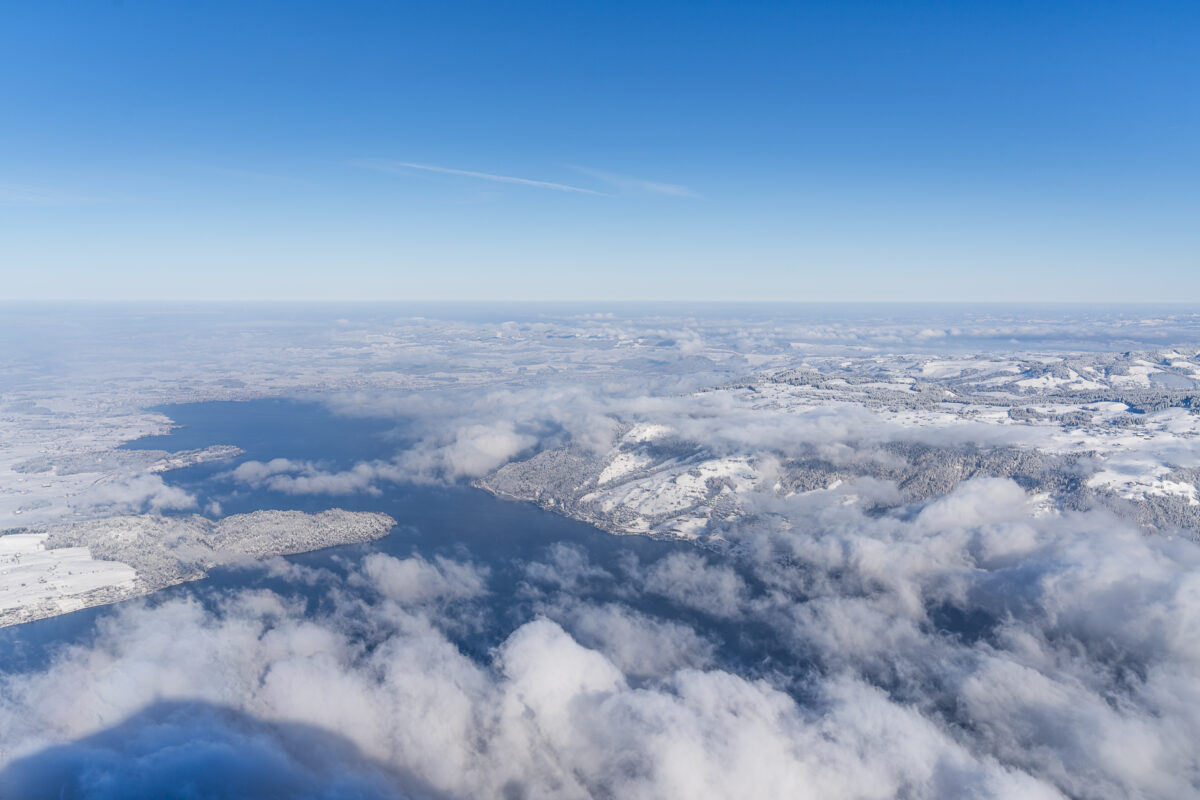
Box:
[3,1,1200,797]
[1,305,1199,798]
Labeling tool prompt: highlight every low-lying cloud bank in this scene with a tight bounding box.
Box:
[2,476,1197,798]
[228,418,541,494]
[5,309,1200,797]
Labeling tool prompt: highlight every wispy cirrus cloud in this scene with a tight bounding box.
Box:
[570,166,700,198]
[355,160,604,195]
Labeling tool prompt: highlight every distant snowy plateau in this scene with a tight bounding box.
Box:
[484,350,1200,539]
[3,308,1200,627]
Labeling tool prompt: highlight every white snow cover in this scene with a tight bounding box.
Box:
[0,534,138,619]
[3,306,1200,798]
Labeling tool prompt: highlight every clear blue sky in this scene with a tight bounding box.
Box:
[1,0,1197,301]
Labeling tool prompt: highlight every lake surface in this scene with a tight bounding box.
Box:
[1,399,797,685]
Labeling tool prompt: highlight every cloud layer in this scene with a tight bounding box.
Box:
[4,307,1200,798]
[3,474,1198,798]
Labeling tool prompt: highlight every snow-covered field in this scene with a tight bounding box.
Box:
[485,347,1200,537]
[3,306,1200,800]
[0,511,396,627]
[0,533,138,622]
[3,305,1200,624]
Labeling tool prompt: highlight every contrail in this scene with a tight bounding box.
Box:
[357,160,604,195]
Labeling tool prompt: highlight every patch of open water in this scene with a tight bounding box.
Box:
[1,400,802,689]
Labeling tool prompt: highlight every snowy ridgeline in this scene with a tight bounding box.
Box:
[0,510,396,627]
[483,437,1200,540]
[480,351,1200,539]
[12,445,245,477]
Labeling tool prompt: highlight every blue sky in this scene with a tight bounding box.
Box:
[1,0,1197,301]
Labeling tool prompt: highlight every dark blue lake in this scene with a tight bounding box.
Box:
[1,399,799,686]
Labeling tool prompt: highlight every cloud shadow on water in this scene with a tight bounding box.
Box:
[0,700,440,800]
